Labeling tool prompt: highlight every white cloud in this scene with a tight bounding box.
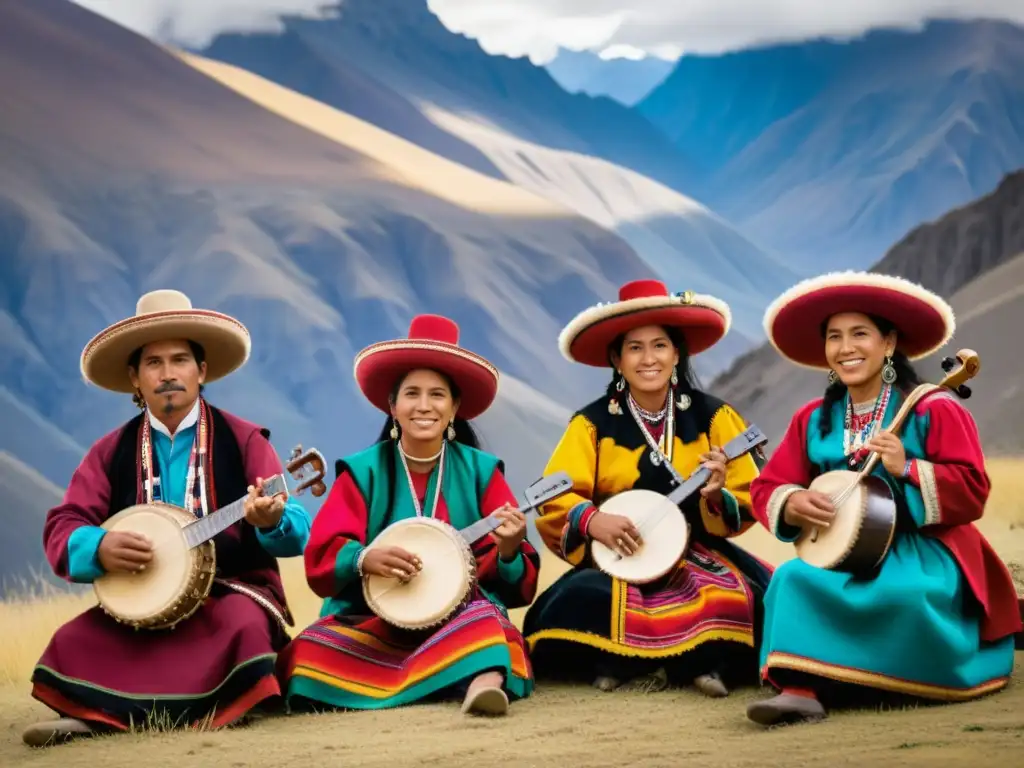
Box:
[428,0,1024,63]
[71,1,1024,62]
[71,1,338,47]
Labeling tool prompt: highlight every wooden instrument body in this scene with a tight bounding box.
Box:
[91,444,327,631]
[589,424,768,585]
[591,490,689,584]
[793,349,981,576]
[94,502,216,630]
[360,471,572,630]
[362,517,478,631]
[796,470,897,573]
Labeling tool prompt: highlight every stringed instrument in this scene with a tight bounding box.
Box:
[362,471,573,630]
[795,349,980,574]
[590,425,769,584]
[93,444,327,630]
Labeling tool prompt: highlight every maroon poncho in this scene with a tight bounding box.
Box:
[31,403,297,731]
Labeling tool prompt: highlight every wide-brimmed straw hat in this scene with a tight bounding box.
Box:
[558,279,731,367]
[353,314,499,420]
[763,271,956,369]
[80,289,251,393]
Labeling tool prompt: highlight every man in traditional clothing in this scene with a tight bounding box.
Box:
[22,289,312,747]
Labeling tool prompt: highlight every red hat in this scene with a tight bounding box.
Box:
[763,271,956,369]
[559,279,731,367]
[353,314,499,420]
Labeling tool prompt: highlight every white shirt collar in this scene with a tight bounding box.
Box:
[148,397,200,439]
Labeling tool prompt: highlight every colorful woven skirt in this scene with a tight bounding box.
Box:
[523,539,769,684]
[279,596,533,710]
[31,590,286,731]
[759,528,1015,701]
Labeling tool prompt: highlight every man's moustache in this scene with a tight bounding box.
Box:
[155,382,186,393]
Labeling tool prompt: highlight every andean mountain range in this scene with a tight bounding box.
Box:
[1,0,1022,588]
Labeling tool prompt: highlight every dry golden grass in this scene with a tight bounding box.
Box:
[2,458,1023,766]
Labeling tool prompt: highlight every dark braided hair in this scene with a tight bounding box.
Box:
[819,314,923,438]
[606,326,707,425]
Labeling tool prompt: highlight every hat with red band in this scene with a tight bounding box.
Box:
[558,279,732,367]
[763,271,956,370]
[354,314,499,420]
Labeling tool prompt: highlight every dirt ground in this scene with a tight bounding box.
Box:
[2,661,1023,768]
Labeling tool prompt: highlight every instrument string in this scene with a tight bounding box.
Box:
[364,497,543,599]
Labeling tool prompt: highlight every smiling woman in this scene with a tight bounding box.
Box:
[523,279,773,699]
[278,314,541,718]
[747,271,1022,727]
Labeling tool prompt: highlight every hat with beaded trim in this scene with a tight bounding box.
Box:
[558,279,732,367]
[763,271,956,370]
[80,289,251,393]
[353,314,499,420]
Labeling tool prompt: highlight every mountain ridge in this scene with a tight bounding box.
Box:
[640,19,1024,274]
[710,169,1024,454]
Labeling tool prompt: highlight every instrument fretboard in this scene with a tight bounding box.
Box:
[457,471,573,546]
[182,474,287,549]
[666,426,767,506]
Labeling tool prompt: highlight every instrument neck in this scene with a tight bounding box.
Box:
[182,474,283,549]
[458,506,538,545]
[857,383,937,478]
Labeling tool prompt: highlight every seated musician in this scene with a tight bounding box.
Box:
[746,271,1021,726]
[278,315,540,717]
[23,290,311,747]
[522,280,773,697]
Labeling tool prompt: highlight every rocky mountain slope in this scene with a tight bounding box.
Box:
[196,0,798,347]
[640,20,1024,274]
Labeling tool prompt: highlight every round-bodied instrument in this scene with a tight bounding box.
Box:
[795,471,897,572]
[591,489,689,584]
[795,350,980,574]
[591,425,769,584]
[362,471,574,630]
[92,445,327,630]
[94,501,217,630]
[363,517,477,631]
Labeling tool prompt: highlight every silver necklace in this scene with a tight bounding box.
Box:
[629,394,667,422]
[398,440,445,518]
[626,392,675,467]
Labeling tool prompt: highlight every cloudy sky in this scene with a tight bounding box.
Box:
[73,0,1024,63]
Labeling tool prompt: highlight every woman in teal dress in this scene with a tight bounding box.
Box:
[746,271,1021,725]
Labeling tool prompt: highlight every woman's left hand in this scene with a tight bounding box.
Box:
[699,445,727,508]
[489,503,527,560]
[864,432,908,477]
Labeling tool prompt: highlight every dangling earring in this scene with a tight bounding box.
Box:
[615,372,625,392]
[447,422,456,441]
[827,369,838,384]
[389,420,399,440]
[881,355,897,385]
[670,365,679,387]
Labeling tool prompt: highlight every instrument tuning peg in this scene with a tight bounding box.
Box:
[941,357,955,372]
[955,384,972,399]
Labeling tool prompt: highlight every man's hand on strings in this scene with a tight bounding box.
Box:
[244,476,287,529]
[98,531,153,574]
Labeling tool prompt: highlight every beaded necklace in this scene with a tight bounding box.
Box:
[842,382,891,468]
